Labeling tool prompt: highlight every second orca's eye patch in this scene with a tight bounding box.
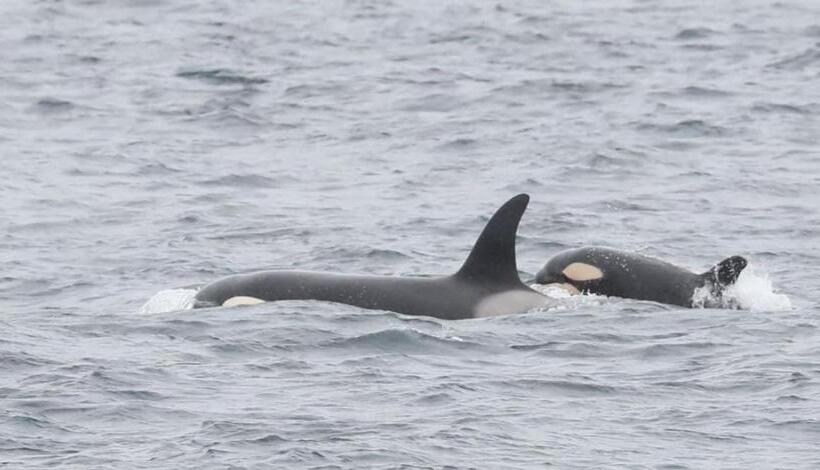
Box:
[562,262,603,281]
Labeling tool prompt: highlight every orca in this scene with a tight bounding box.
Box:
[534,246,747,308]
[194,194,550,319]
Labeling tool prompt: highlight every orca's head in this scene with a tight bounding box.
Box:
[534,248,605,294]
[695,255,748,307]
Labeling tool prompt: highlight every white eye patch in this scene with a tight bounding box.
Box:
[562,262,603,281]
[222,296,266,307]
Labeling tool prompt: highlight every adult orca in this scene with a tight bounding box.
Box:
[534,246,747,308]
[193,194,550,319]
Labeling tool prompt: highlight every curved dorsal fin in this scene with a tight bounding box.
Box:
[455,194,529,285]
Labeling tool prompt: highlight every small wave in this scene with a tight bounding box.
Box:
[33,98,75,112]
[804,25,820,37]
[107,389,167,401]
[596,199,656,212]
[751,102,819,115]
[510,339,616,358]
[491,78,625,97]
[584,152,631,169]
[397,93,465,113]
[435,138,479,150]
[363,248,413,261]
[319,328,481,355]
[77,55,101,63]
[138,289,197,314]
[198,174,284,188]
[679,86,732,98]
[137,162,182,175]
[776,395,810,402]
[635,119,728,138]
[768,47,820,70]
[185,106,269,128]
[176,68,268,85]
[412,392,457,406]
[1,351,57,368]
[680,43,724,51]
[491,378,618,396]
[207,226,312,241]
[429,33,474,44]
[674,27,717,40]
[636,342,729,358]
[304,246,411,265]
[283,84,344,100]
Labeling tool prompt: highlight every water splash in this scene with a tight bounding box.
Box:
[138,288,197,314]
[530,283,608,311]
[535,283,578,299]
[691,265,791,311]
[720,266,792,312]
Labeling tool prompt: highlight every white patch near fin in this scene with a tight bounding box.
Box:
[139,289,197,314]
[562,262,603,281]
[539,283,581,297]
[223,296,266,307]
[473,290,550,318]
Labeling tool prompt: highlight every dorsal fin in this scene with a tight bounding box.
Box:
[455,194,529,285]
[702,255,748,286]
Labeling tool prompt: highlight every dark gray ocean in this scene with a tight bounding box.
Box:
[1,0,817,468]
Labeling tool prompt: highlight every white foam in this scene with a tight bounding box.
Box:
[534,283,578,299]
[530,283,608,311]
[720,266,792,312]
[138,288,198,314]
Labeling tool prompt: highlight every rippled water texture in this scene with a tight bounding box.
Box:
[2,0,819,468]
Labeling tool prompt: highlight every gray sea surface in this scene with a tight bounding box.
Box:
[1,0,818,468]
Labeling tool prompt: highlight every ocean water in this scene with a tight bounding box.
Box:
[2,0,819,468]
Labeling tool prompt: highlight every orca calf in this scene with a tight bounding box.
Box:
[194,194,550,319]
[535,246,747,308]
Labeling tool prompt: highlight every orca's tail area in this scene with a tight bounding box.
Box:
[702,255,748,287]
[454,193,529,285]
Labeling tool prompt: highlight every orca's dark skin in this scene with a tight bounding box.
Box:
[194,194,549,319]
[535,247,747,308]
